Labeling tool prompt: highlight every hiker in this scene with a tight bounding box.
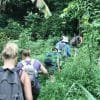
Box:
[0,42,33,100]
[17,49,48,100]
[44,47,61,72]
[70,35,83,46]
[56,36,71,58]
[55,36,65,53]
[70,35,83,56]
[44,47,62,82]
[61,36,71,58]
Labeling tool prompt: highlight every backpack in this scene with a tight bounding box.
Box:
[44,53,53,67]
[0,68,24,100]
[21,59,38,85]
[70,36,81,46]
[44,52,58,68]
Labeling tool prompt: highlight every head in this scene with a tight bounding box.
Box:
[2,42,18,62]
[52,47,58,52]
[76,36,82,44]
[76,36,80,40]
[21,49,31,60]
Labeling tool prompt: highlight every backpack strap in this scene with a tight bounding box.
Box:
[0,67,23,79]
[16,68,23,79]
[0,67,20,73]
[21,59,33,70]
[21,59,36,69]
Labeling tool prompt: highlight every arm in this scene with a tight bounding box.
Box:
[35,59,48,74]
[57,58,61,72]
[67,45,71,57]
[56,53,61,72]
[21,71,33,100]
[79,36,83,45]
[40,64,48,74]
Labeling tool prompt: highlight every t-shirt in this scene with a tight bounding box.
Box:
[70,36,82,47]
[17,58,41,89]
[56,41,66,52]
[44,51,61,68]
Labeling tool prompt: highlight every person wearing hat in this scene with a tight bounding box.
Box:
[62,36,71,58]
[55,37,65,53]
[56,36,71,59]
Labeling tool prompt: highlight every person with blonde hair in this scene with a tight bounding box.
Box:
[17,49,48,100]
[0,42,33,100]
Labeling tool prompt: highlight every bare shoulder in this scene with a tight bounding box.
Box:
[20,71,30,84]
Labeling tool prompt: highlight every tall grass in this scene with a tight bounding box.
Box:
[17,35,100,100]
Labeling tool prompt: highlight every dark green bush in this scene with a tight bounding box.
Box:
[3,19,23,39]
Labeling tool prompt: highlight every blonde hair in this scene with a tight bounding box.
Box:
[2,42,18,59]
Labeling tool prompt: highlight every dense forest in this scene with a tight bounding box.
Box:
[0,0,100,100]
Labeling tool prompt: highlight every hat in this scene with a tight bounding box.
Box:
[62,36,69,42]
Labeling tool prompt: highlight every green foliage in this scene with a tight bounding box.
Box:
[18,28,32,49]
[0,0,10,5]
[0,19,23,39]
[24,13,65,39]
[77,83,96,100]
[60,0,100,63]
[0,14,8,27]
[17,36,99,99]
[5,19,23,39]
[38,45,100,100]
[0,0,100,99]
[0,31,9,66]
[0,31,8,52]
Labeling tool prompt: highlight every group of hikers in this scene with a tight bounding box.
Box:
[44,35,83,82]
[0,34,83,100]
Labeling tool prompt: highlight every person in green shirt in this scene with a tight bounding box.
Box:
[44,47,61,82]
